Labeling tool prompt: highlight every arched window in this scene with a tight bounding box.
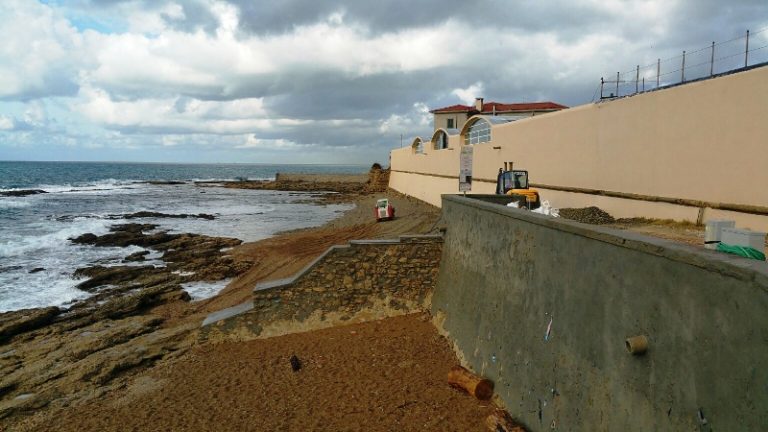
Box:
[434,130,447,150]
[411,137,424,154]
[432,128,457,150]
[464,119,491,145]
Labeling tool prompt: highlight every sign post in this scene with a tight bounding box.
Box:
[459,146,473,193]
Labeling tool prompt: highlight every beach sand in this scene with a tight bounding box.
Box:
[25,313,494,432]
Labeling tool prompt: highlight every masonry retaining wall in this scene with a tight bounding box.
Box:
[432,194,768,431]
[201,235,442,341]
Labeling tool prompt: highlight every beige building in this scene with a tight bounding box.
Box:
[392,65,768,232]
[431,98,567,131]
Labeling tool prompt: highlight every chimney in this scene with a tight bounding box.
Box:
[475,97,484,112]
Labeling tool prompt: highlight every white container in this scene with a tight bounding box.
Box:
[720,227,767,251]
[704,220,735,250]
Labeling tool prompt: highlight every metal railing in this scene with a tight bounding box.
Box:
[597,28,768,100]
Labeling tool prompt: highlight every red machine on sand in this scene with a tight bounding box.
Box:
[375,198,395,221]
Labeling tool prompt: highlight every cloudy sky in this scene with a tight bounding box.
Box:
[0,1,766,164]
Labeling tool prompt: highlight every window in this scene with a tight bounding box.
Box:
[413,139,424,154]
[446,118,454,129]
[464,119,491,145]
[435,131,448,149]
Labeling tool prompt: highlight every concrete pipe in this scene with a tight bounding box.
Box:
[625,335,649,355]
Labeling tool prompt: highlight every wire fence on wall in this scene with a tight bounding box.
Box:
[597,28,768,100]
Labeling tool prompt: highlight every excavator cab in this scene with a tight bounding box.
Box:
[496,167,540,210]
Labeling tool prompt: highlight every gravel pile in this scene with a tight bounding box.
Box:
[559,206,616,224]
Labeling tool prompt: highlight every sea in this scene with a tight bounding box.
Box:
[0,161,367,312]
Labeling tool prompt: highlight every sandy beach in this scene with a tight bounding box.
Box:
[24,313,494,432]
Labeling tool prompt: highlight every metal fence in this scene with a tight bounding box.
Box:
[597,28,768,100]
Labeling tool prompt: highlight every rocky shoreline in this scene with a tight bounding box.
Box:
[0,222,254,421]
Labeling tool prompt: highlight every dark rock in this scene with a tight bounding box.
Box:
[70,224,173,248]
[28,268,45,274]
[74,266,161,292]
[290,354,302,372]
[0,266,23,274]
[0,307,60,343]
[146,181,186,185]
[93,284,183,320]
[70,233,98,244]
[0,189,47,197]
[123,251,150,262]
[114,211,215,220]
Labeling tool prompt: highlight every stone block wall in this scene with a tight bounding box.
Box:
[201,235,442,341]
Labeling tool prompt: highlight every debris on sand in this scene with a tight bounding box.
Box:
[558,207,615,225]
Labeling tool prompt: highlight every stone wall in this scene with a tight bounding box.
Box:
[432,194,768,431]
[201,235,442,341]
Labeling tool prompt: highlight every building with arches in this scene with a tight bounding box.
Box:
[430,97,567,131]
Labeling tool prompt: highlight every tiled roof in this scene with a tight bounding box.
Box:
[430,101,568,114]
[429,104,473,113]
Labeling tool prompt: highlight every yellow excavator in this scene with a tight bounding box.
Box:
[495,162,541,210]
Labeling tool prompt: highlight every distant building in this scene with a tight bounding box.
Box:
[430,98,567,131]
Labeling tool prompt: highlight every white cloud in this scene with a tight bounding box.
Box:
[0,116,14,130]
[0,1,82,98]
[73,86,282,133]
[379,102,431,134]
[452,82,485,105]
[235,136,306,149]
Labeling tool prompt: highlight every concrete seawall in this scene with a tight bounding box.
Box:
[432,194,768,430]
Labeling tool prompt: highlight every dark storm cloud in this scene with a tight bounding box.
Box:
[162,1,219,34]
[225,0,613,37]
[0,71,80,102]
[259,70,453,120]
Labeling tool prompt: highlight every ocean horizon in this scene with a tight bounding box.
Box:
[0,160,370,190]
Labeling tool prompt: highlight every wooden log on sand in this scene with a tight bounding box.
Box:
[485,409,528,432]
[447,366,494,400]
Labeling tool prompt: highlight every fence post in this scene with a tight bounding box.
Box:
[745,29,750,67]
[656,58,661,88]
[710,41,715,76]
[681,50,686,82]
[642,77,645,92]
[600,77,604,99]
[635,65,640,93]
[615,71,620,97]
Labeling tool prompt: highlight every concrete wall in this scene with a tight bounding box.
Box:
[432,195,768,431]
[391,66,768,230]
[201,235,442,341]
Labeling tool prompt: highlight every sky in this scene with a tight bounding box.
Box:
[0,1,766,164]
